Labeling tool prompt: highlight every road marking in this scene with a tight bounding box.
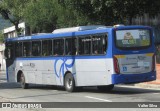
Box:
[152,93,160,95]
[85,96,112,102]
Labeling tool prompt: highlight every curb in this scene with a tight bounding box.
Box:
[0,97,11,102]
[135,83,160,90]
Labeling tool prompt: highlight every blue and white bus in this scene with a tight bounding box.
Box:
[5,25,156,92]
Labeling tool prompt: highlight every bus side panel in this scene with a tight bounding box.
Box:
[16,60,36,83]
[54,57,77,86]
[42,60,57,85]
[16,59,57,85]
[75,58,114,86]
[73,30,114,86]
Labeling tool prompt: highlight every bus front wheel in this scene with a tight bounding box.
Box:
[97,85,114,92]
[64,73,76,92]
[20,73,28,89]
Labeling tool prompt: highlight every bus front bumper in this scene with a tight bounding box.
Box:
[112,71,156,84]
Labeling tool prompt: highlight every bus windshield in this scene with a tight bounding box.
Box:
[115,29,151,49]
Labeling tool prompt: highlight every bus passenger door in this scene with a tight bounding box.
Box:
[5,42,16,82]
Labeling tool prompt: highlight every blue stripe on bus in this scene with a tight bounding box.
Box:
[6,28,111,42]
[15,55,111,61]
[112,71,156,84]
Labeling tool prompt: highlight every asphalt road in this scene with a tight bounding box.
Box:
[0,71,160,111]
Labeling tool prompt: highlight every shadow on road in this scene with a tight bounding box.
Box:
[0,82,20,89]
[112,86,160,95]
[1,81,160,95]
[1,71,160,95]
[80,86,160,95]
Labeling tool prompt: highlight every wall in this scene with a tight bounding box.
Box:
[0,43,5,70]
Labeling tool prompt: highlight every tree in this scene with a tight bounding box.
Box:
[56,1,91,28]
[0,31,4,43]
[23,0,58,33]
[61,0,160,25]
[1,0,160,34]
[0,0,29,34]
[0,0,89,33]
[23,0,90,32]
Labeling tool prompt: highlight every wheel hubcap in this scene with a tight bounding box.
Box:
[20,75,24,84]
[67,78,72,88]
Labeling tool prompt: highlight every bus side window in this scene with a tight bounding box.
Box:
[53,39,64,56]
[103,34,108,54]
[32,41,41,56]
[65,38,77,55]
[15,42,22,57]
[78,36,91,55]
[23,42,31,57]
[42,40,52,56]
[92,34,108,55]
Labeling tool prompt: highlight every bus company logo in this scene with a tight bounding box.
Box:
[126,57,137,61]
[30,63,35,68]
[137,56,146,60]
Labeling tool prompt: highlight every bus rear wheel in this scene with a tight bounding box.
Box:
[20,73,28,89]
[64,73,76,92]
[97,85,114,92]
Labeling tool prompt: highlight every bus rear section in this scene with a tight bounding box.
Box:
[112,26,156,84]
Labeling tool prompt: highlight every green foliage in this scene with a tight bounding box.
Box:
[1,0,160,33]
[23,0,57,32]
[23,0,90,32]
[62,0,160,25]
[0,31,4,43]
[0,15,11,30]
[0,0,29,33]
[55,3,91,28]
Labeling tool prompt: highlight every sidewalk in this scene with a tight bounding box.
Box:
[148,64,160,84]
[135,64,160,89]
[0,70,6,83]
[0,70,10,102]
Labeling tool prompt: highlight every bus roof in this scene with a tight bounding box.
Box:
[5,25,152,42]
[52,25,109,34]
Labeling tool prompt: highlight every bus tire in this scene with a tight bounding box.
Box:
[20,73,28,89]
[64,73,76,92]
[97,85,114,92]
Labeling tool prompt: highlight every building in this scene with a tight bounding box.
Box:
[0,43,5,70]
[0,22,26,71]
[3,22,26,39]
